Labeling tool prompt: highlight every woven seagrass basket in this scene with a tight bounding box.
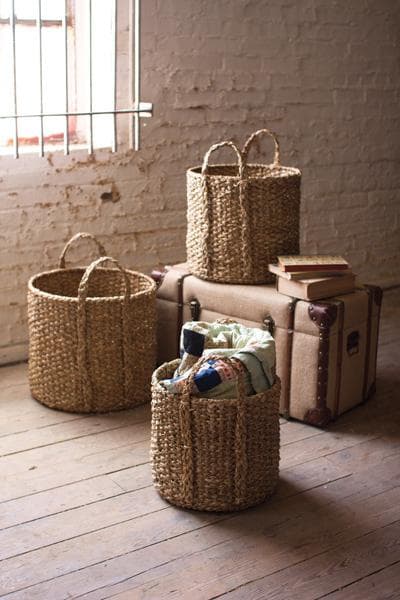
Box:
[151,356,280,512]
[28,232,157,413]
[186,128,301,284]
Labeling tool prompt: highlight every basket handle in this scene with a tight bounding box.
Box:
[201,141,244,178]
[59,232,107,269]
[200,141,250,278]
[77,257,132,411]
[180,354,248,506]
[242,128,280,167]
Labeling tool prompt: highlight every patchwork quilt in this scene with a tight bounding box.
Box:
[161,321,276,399]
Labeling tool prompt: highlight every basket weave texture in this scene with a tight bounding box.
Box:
[151,356,280,512]
[28,233,157,413]
[186,129,301,284]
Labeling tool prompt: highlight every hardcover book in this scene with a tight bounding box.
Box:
[277,273,356,301]
[277,255,349,273]
[268,263,353,280]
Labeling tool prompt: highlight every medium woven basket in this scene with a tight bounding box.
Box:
[186,128,301,284]
[28,232,157,413]
[151,356,280,512]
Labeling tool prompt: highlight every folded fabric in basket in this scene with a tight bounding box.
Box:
[161,321,275,399]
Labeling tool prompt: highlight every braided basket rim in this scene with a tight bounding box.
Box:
[28,266,156,303]
[187,162,301,179]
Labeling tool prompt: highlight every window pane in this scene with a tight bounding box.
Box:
[0,1,8,19]
[74,0,116,148]
[92,0,114,148]
[0,23,66,145]
[43,115,64,141]
[42,26,66,115]
[0,0,132,153]
[39,0,64,20]
[0,0,65,20]
[15,26,40,115]
[0,21,13,145]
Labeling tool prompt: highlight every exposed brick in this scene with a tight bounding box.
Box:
[0,0,399,363]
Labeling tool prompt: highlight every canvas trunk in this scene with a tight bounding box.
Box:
[152,264,382,427]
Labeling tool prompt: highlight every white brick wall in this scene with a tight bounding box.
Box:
[1,0,399,364]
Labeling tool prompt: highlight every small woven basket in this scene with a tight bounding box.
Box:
[186,128,301,284]
[151,356,280,512]
[28,232,157,413]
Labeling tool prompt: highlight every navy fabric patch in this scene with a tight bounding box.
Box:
[194,366,221,392]
[183,329,205,357]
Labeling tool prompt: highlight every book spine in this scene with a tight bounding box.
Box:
[281,264,349,273]
[277,278,307,300]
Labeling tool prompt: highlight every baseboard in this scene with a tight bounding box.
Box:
[0,286,399,367]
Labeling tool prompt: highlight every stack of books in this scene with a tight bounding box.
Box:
[269,255,356,301]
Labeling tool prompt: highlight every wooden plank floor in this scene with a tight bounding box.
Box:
[1,289,399,600]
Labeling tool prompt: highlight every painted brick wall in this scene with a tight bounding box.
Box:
[0,0,399,363]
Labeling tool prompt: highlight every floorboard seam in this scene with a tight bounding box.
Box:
[313,558,400,599]
[210,519,400,600]
[0,469,354,538]
[0,460,152,505]
[280,430,326,446]
[0,418,151,457]
[0,415,90,440]
[0,505,170,564]
[2,472,389,597]
[0,484,154,532]
[72,538,237,600]
[0,515,235,598]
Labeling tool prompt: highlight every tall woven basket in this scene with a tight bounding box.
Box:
[186,128,301,284]
[28,233,157,413]
[151,356,280,512]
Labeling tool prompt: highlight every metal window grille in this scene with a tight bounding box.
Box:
[0,0,152,158]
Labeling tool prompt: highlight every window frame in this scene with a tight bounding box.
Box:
[0,0,152,158]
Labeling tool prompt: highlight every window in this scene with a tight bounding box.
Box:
[0,0,152,157]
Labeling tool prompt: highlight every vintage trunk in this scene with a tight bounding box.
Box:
[152,264,382,426]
